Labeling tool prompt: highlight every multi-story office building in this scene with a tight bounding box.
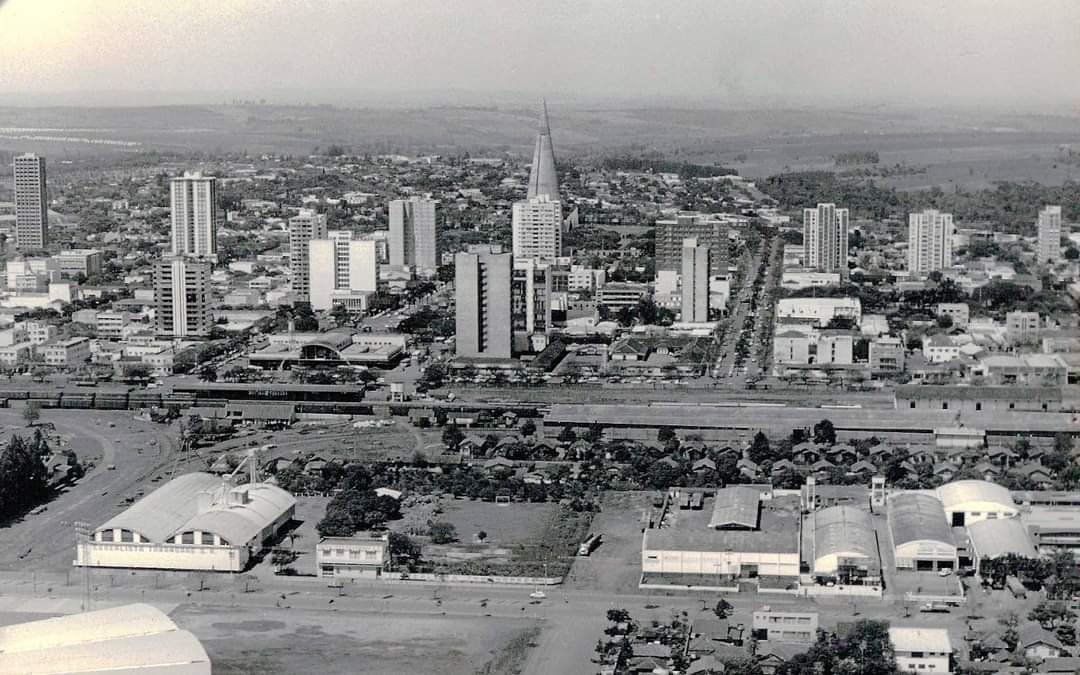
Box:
[907,209,954,275]
[308,231,378,312]
[170,172,218,259]
[288,209,328,304]
[388,197,437,274]
[655,213,731,273]
[512,195,562,262]
[512,259,555,352]
[13,154,48,249]
[1037,205,1062,264]
[803,203,849,276]
[153,257,211,338]
[681,238,710,323]
[455,251,512,359]
[1006,310,1041,345]
[50,249,103,278]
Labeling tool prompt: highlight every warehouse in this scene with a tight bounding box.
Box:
[887,493,957,571]
[0,603,210,674]
[642,488,801,584]
[936,479,1019,527]
[968,518,1037,572]
[810,505,880,585]
[76,472,295,572]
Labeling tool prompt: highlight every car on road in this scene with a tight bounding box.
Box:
[529,590,546,600]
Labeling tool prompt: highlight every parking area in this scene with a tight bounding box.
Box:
[565,491,655,593]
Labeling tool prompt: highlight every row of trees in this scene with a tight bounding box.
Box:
[0,433,52,521]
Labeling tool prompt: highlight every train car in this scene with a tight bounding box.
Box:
[170,382,366,404]
[577,533,603,556]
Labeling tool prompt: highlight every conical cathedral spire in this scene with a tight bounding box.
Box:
[526,100,559,200]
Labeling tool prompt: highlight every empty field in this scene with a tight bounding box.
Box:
[172,604,537,675]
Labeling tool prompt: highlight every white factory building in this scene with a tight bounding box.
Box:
[887,492,957,571]
[935,479,1019,527]
[76,472,295,572]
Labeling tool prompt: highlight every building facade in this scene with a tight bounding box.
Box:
[455,251,513,359]
[512,195,562,262]
[388,197,437,274]
[655,213,730,273]
[907,209,954,275]
[51,249,102,278]
[288,209,328,304]
[13,153,47,249]
[154,257,211,338]
[317,533,388,578]
[803,203,849,276]
[170,173,218,259]
[681,238,710,323]
[308,231,378,311]
[1037,205,1062,264]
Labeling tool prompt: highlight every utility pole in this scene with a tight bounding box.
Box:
[74,521,92,611]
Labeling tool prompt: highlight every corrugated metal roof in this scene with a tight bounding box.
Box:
[967,518,1036,559]
[96,473,295,546]
[936,480,1016,511]
[813,505,876,561]
[707,486,761,529]
[888,493,955,548]
[0,603,209,674]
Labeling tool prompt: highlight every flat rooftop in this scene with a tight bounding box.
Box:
[644,493,800,554]
[543,403,1080,435]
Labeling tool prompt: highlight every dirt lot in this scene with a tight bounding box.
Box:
[417,499,558,547]
[172,604,538,675]
[565,491,656,593]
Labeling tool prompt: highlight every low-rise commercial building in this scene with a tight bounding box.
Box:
[895,385,1063,413]
[775,297,861,327]
[888,493,957,571]
[869,336,905,374]
[936,479,1019,527]
[40,336,91,367]
[889,627,952,674]
[810,505,880,585]
[936,303,970,329]
[751,608,818,643]
[317,533,389,578]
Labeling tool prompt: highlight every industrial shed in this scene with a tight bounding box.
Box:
[811,505,880,584]
[936,479,1019,527]
[76,472,295,572]
[888,493,957,571]
[0,603,210,674]
[968,518,1037,571]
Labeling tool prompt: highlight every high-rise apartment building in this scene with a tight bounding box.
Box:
[655,213,731,273]
[803,203,849,276]
[681,238,710,323]
[13,154,48,249]
[288,209,328,304]
[1037,205,1062,264]
[511,259,555,352]
[907,209,955,275]
[153,257,211,338]
[388,197,437,273]
[455,251,513,359]
[512,195,562,262]
[309,231,378,311]
[170,172,218,259]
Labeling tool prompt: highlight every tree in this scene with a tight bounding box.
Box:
[606,608,632,624]
[0,435,50,519]
[714,598,733,619]
[271,548,298,573]
[441,423,464,449]
[657,427,676,443]
[521,419,537,436]
[558,426,577,443]
[388,531,421,565]
[749,432,771,463]
[122,362,152,380]
[1065,247,1079,261]
[813,419,836,446]
[22,403,40,427]
[429,521,457,544]
[1029,600,1076,629]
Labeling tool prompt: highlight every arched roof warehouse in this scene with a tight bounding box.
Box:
[935,480,1016,513]
[95,472,295,546]
[888,492,956,555]
[812,505,876,574]
[0,603,210,674]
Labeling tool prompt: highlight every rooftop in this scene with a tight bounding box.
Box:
[812,505,876,563]
[888,626,952,653]
[644,493,800,554]
[887,493,955,548]
[936,480,1017,511]
[708,486,762,529]
[967,518,1036,559]
[896,385,1063,401]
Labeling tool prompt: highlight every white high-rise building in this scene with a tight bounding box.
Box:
[13,154,48,249]
[512,195,562,262]
[803,203,849,276]
[388,197,437,274]
[170,172,218,259]
[907,209,955,275]
[1037,205,1062,264]
[309,231,378,311]
[681,238,710,323]
[153,257,211,338]
[288,209,328,304]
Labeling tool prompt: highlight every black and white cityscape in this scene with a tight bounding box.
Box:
[1,2,1080,674]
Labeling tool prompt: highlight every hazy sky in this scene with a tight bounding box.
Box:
[1,0,1079,107]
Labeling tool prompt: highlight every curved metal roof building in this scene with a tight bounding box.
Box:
[812,505,877,575]
[935,479,1017,522]
[0,603,210,674]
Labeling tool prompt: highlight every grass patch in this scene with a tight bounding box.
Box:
[473,625,542,675]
